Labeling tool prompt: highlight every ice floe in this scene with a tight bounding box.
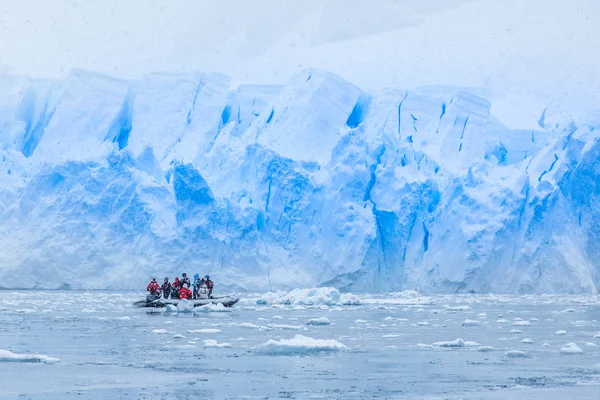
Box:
[0,349,59,363]
[257,335,346,354]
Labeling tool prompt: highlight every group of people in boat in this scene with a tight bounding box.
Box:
[146,273,214,301]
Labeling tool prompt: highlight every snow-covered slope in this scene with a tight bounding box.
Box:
[0,69,598,293]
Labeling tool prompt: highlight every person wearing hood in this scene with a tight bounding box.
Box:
[181,273,191,289]
[161,277,172,299]
[171,277,181,299]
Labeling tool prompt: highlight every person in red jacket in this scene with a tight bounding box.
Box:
[146,278,161,295]
[179,285,193,300]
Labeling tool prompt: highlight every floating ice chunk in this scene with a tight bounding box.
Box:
[432,338,465,348]
[417,321,430,326]
[165,304,178,313]
[554,330,567,336]
[195,303,231,313]
[464,341,480,346]
[151,329,168,334]
[529,318,539,322]
[477,346,495,352]
[541,343,551,347]
[416,343,434,349]
[521,339,534,344]
[584,342,597,347]
[257,335,346,354]
[203,339,232,348]
[462,319,481,327]
[272,316,283,320]
[269,324,305,330]
[496,319,508,324]
[355,319,367,324]
[187,329,222,334]
[560,343,583,354]
[512,321,531,326]
[510,329,522,334]
[383,334,401,338]
[238,322,261,329]
[505,350,529,358]
[340,294,363,305]
[561,308,576,313]
[257,288,360,306]
[173,334,186,340]
[593,332,600,338]
[478,313,488,318]
[444,306,471,312]
[383,316,394,321]
[0,349,59,363]
[307,317,331,326]
[177,300,194,313]
[164,344,196,350]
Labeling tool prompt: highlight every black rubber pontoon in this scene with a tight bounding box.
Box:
[133,294,239,308]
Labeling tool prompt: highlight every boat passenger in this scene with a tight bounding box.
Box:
[161,277,172,299]
[171,277,181,299]
[181,273,191,289]
[179,285,193,300]
[204,275,214,298]
[146,278,161,295]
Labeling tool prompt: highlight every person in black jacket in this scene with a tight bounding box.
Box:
[161,277,172,299]
[181,273,191,289]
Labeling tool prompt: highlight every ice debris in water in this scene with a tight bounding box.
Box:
[444,306,471,312]
[173,334,186,340]
[593,332,600,338]
[510,329,522,334]
[165,304,178,313]
[432,338,465,348]
[203,339,232,348]
[257,334,346,354]
[0,349,59,363]
[560,343,583,354]
[505,350,529,358]
[461,319,481,327]
[256,288,362,306]
[512,321,531,326]
[520,338,534,344]
[306,317,331,326]
[195,303,231,313]
[554,330,567,336]
[477,346,495,352]
[177,300,194,313]
[188,329,222,334]
[151,329,168,334]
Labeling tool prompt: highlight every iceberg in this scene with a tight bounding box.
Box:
[0,68,598,294]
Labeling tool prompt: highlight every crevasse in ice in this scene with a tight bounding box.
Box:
[0,69,598,293]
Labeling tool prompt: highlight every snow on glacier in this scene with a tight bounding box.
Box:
[0,68,598,293]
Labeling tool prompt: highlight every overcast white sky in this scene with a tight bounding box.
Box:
[1,0,598,127]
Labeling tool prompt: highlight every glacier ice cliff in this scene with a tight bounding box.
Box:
[0,69,598,293]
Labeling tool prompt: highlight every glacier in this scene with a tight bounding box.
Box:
[0,68,598,293]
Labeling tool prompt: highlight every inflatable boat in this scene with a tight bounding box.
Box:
[133,294,240,308]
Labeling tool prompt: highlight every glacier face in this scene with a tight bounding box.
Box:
[0,69,598,293]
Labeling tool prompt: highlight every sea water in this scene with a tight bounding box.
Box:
[1,291,599,399]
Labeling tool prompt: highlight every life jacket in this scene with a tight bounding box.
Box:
[146,281,160,294]
[205,280,214,290]
[179,287,193,300]
[173,278,180,288]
